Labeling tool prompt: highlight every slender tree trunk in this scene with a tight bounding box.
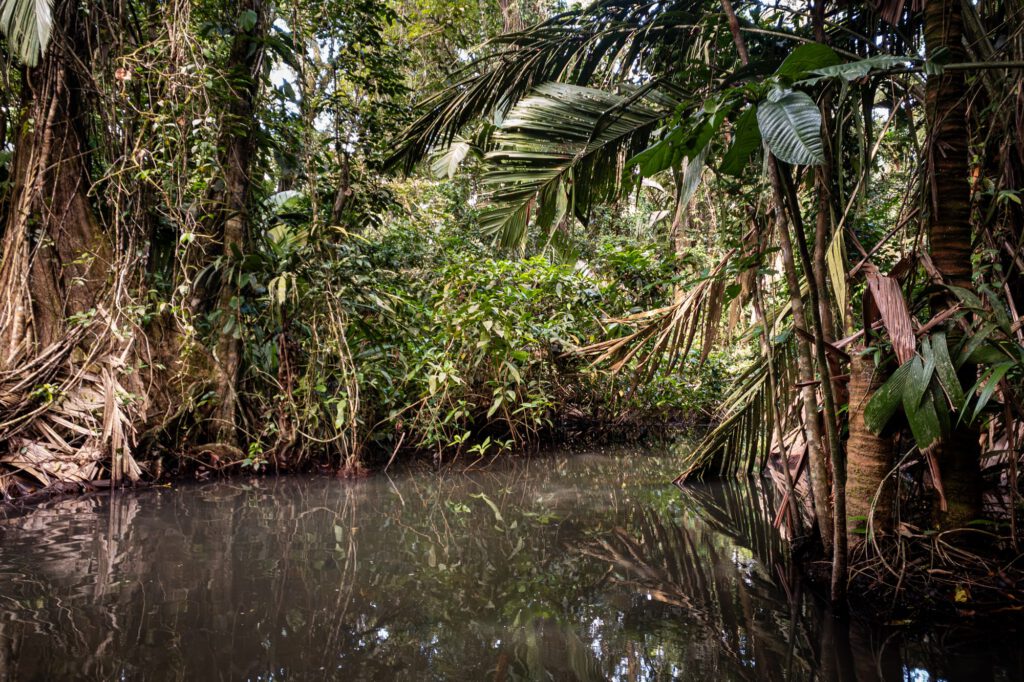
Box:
[720,0,833,551]
[210,1,267,445]
[812,0,848,607]
[924,0,982,527]
[769,160,835,554]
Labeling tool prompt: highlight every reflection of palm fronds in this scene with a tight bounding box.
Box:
[581,509,814,681]
[677,477,790,570]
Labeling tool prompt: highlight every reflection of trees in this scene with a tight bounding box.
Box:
[0,459,1021,680]
[582,477,1022,682]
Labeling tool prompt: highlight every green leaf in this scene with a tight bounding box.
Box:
[238,9,258,31]
[864,359,913,434]
[0,0,53,66]
[775,43,841,80]
[628,116,717,177]
[800,55,914,85]
[957,322,996,367]
[720,106,762,177]
[970,362,1013,423]
[906,391,942,451]
[946,285,984,310]
[967,343,1010,365]
[931,332,965,408]
[757,89,825,166]
[902,355,930,414]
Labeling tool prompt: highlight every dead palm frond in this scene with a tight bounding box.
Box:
[677,332,799,481]
[580,249,732,379]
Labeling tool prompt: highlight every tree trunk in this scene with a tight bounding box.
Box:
[924,0,982,527]
[0,3,110,365]
[769,160,835,554]
[209,1,267,445]
[846,351,896,540]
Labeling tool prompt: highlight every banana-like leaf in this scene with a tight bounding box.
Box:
[0,0,52,66]
[756,89,825,166]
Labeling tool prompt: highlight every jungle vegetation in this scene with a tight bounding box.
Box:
[1,0,1023,609]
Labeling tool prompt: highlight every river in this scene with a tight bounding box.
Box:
[0,448,1020,680]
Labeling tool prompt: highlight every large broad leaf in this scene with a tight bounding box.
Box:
[720,106,761,177]
[0,0,52,66]
[756,89,825,166]
[775,43,841,80]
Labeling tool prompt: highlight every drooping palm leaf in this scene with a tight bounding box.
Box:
[386,0,716,173]
[0,0,52,66]
[580,248,733,380]
[676,332,799,481]
[478,82,668,250]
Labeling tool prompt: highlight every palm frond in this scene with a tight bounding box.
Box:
[676,331,799,481]
[478,82,668,250]
[0,0,52,66]
[386,0,714,172]
[580,248,732,378]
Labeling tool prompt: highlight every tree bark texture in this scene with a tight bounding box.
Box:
[845,351,896,540]
[924,0,982,527]
[0,2,111,366]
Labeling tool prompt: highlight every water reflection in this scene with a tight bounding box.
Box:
[0,450,1020,680]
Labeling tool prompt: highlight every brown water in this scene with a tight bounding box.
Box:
[0,449,1020,681]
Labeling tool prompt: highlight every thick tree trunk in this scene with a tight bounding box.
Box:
[0,4,110,366]
[924,0,982,527]
[209,1,267,445]
[846,351,896,540]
